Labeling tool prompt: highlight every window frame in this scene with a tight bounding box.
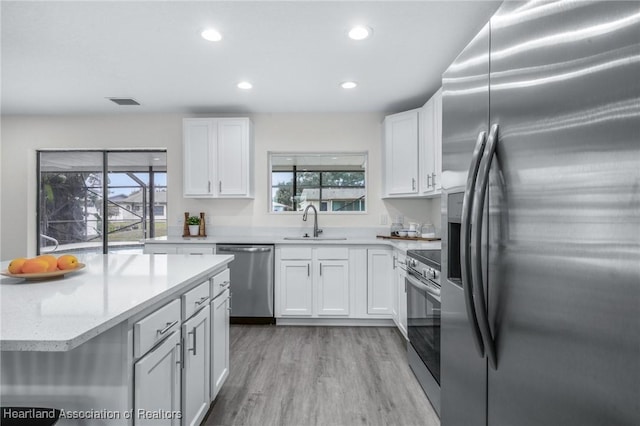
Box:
[268,151,368,215]
[36,149,167,254]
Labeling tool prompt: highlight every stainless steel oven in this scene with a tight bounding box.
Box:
[406,249,441,416]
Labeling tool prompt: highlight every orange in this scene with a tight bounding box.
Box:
[21,258,49,274]
[8,257,27,274]
[37,254,59,272]
[57,254,79,270]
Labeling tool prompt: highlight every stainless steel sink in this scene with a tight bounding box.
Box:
[283,237,347,241]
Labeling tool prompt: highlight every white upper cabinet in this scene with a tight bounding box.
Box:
[421,88,442,196]
[183,117,254,198]
[383,109,420,196]
[383,88,442,198]
[183,119,215,197]
[433,88,443,193]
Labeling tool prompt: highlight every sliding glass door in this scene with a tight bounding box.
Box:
[38,150,167,254]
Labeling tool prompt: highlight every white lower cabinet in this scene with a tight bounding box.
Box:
[211,288,230,401]
[133,267,230,426]
[367,249,394,315]
[279,260,314,316]
[276,247,350,318]
[316,260,349,316]
[396,252,408,339]
[134,331,182,426]
[182,306,211,426]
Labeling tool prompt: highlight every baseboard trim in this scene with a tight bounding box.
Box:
[275,318,395,327]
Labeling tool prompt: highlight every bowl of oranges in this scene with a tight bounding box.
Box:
[1,254,84,281]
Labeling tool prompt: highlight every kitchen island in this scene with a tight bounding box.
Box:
[0,253,233,425]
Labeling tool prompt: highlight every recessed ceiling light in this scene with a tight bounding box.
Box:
[348,26,372,41]
[341,81,358,89]
[201,28,222,42]
[237,81,253,90]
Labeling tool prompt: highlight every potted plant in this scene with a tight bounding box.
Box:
[187,216,200,236]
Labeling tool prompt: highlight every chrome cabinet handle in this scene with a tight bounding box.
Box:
[208,181,211,193]
[426,175,431,188]
[319,263,322,276]
[195,296,208,306]
[307,263,310,276]
[461,130,487,358]
[219,181,222,192]
[393,256,397,270]
[412,178,416,191]
[220,280,230,288]
[176,342,182,367]
[431,173,436,188]
[471,123,499,370]
[188,328,197,355]
[157,320,178,336]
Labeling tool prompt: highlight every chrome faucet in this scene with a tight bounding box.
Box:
[302,204,323,237]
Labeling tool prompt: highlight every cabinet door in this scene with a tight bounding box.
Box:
[183,119,214,197]
[432,88,443,192]
[134,331,181,426]
[391,255,400,326]
[211,289,230,401]
[384,110,419,195]
[397,267,408,339]
[316,260,349,316]
[367,250,394,315]
[421,98,436,194]
[182,306,210,426]
[279,260,313,316]
[216,118,250,197]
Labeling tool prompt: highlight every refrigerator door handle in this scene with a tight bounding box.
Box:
[461,130,488,358]
[471,123,499,370]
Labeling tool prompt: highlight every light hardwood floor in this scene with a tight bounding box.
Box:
[203,325,440,426]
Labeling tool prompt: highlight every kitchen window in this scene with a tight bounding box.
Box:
[37,150,167,254]
[269,153,367,213]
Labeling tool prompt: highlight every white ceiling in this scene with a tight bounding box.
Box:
[1,1,501,116]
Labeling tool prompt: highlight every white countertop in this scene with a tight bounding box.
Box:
[0,254,233,352]
[145,235,441,253]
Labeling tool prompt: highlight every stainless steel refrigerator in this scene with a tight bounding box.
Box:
[440,2,640,425]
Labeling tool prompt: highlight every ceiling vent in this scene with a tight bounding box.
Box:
[107,97,140,106]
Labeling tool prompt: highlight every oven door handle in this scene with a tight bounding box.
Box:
[406,273,441,301]
[470,123,499,370]
[461,130,487,358]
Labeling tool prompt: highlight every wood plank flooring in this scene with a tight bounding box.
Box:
[203,325,439,426]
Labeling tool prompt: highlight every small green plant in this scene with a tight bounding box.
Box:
[187,216,200,225]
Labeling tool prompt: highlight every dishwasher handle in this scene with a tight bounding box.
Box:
[217,246,273,253]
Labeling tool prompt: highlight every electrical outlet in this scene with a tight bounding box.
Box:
[380,214,388,225]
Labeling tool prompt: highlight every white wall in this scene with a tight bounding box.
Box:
[1,113,440,259]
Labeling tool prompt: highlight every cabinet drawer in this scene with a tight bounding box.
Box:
[316,247,349,260]
[210,268,230,299]
[183,280,210,320]
[280,247,312,260]
[134,299,181,358]
[180,246,215,255]
[144,245,178,254]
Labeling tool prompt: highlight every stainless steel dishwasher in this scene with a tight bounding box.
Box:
[216,244,274,324]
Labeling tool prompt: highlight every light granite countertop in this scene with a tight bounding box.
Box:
[0,253,233,352]
[144,235,441,254]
